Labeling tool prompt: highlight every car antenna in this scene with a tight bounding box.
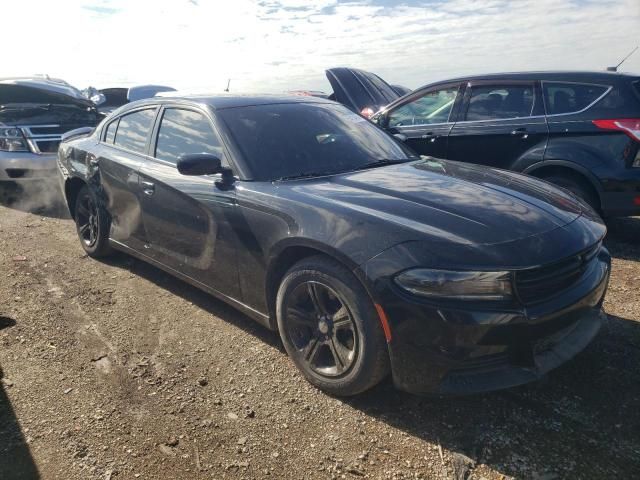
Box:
[224,78,231,92]
[607,46,638,72]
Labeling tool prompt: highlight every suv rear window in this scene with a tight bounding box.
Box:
[543,82,608,115]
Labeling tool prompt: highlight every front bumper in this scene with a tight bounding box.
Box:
[0,151,57,181]
[361,248,610,395]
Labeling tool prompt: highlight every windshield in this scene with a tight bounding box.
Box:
[218,102,416,181]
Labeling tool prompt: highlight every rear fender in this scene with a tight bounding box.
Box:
[524,160,603,195]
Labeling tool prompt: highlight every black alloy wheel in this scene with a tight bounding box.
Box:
[74,185,112,257]
[76,190,99,248]
[277,255,389,396]
[286,281,357,377]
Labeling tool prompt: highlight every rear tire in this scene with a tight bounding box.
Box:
[276,255,389,396]
[73,184,112,258]
[543,174,599,212]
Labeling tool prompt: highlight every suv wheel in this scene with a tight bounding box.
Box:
[544,174,599,212]
[276,255,389,396]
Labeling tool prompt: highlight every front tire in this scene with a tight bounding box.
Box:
[73,184,112,258]
[276,255,389,396]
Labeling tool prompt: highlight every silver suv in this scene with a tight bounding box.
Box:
[0,77,98,183]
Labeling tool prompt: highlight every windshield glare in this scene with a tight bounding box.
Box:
[218,102,415,181]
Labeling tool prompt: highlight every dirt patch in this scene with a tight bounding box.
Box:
[0,191,639,479]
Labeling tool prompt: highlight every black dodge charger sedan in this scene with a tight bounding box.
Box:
[57,94,610,396]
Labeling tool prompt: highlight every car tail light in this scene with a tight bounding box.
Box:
[360,107,375,118]
[0,126,29,152]
[592,118,640,142]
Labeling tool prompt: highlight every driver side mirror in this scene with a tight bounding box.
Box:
[177,153,225,176]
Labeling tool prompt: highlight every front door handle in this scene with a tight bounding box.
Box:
[141,181,155,196]
[421,132,439,142]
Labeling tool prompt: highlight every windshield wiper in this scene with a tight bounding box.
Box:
[276,171,341,181]
[344,158,413,173]
[276,158,417,181]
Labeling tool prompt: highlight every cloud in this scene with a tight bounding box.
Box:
[82,5,121,15]
[4,0,640,94]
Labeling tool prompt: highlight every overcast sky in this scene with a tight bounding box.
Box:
[6,0,640,93]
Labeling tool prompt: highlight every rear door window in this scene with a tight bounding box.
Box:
[465,85,534,121]
[154,108,226,165]
[113,108,156,154]
[387,87,458,127]
[543,82,608,115]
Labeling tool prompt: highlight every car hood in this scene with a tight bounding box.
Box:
[326,67,401,113]
[0,80,97,127]
[292,158,587,247]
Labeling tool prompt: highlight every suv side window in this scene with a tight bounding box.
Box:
[155,108,226,165]
[543,82,609,115]
[113,108,156,154]
[465,85,534,121]
[387,87,458,127]
[104,119,118,144]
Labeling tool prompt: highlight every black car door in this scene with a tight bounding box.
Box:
[137,105,240,299]
[379,83,462,158]
[446,80,548,169]
[96,107,158,252]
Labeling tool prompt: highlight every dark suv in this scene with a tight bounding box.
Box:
[365,71,640,217]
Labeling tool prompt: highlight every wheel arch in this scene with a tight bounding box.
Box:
[524,161,603,207]
[264,239,363,330]
[64,177,88,219]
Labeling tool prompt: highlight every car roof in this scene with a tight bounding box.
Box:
[423,70,639,87]
[143,93,336,110]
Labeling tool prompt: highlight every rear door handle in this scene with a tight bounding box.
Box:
[141,181,155,196]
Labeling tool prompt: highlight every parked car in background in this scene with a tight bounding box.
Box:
[361,71,640,217]
[0,76,98,183]
[391,84,412,96]
[58,94,609,396]
[326,67,402,118]
[292,68,411,117]
[95,85,176,117]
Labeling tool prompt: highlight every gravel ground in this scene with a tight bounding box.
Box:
[0,185,639,480]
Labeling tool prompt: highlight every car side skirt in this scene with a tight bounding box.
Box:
[108,238,272,329]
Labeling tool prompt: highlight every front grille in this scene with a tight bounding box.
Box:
[6,168,27,178]
[19,124,63,154]
[27,125,70,135]
[35,140,61,153]
[515,244,600,305]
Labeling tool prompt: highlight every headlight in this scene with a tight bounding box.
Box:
[0,126,29,152]
[394,269,513,300]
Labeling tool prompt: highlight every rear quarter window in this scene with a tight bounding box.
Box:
[543,82,608,115]
[113,108,156,154]
[103,119,118,143]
